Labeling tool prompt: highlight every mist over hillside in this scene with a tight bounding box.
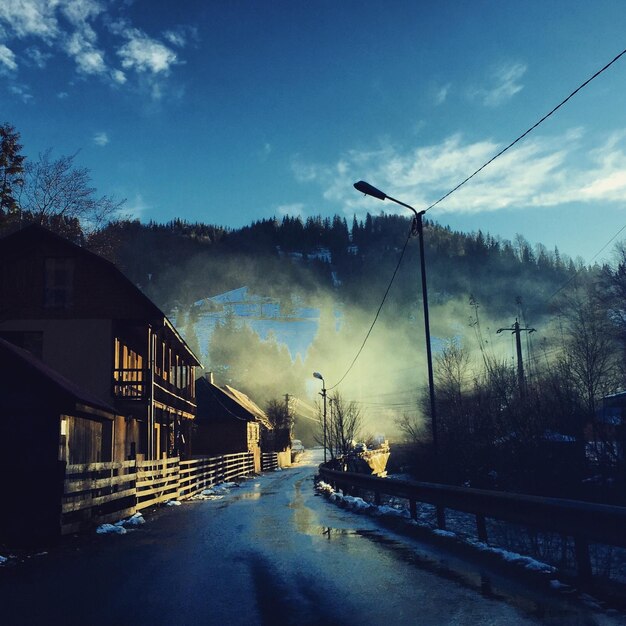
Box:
[99,213,595,442]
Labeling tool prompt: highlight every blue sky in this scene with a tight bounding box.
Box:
[2,1,626,262]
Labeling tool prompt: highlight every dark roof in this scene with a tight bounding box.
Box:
[0,337,116,416]
[0,224,201,366]
[196,376,272,429]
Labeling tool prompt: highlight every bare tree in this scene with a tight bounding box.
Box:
[317,392,364,459]
[557,285,621,418]
[19,149,124,235]
[394,412,424,444]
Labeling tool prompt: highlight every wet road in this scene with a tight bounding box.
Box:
[0,450,622,625]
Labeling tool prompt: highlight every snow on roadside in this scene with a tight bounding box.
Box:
[315,480,556,576]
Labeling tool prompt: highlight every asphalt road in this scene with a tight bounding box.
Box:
[0,449,622,626]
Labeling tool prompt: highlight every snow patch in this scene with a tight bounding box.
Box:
[165,500,181,507]
[96,523,127,535]
[433,529,457,538]
[0,555,8,565]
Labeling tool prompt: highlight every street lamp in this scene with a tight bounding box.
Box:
[353,180,438,459]
[313,371,328,463]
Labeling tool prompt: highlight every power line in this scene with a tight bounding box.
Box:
[324,46,626,394]
[423,46,626,214]
[327,226,413,390]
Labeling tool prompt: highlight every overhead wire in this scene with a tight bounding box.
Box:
[422,46,626,215]
[325,45,626,395]
[326,226,413,391]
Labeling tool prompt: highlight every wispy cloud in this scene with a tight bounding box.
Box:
[474,62,527,107]
[432,83,451,106]
[0,43,17,72]
[9,82,33,103]
[0,1,59,40]
[0,0,189,98]
[93,131,109,146]
[25,46,51,68]
[276,203,306,219]
[292,127,626,218]
[125,193,149,220]
[118,28,178,74]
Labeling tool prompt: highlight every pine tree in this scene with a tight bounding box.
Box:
[0,123,25,217]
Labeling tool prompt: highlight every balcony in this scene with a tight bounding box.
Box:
[112,368,148,399]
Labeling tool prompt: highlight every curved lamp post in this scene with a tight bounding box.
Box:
[353,181,438,460]
[313,371,328,463]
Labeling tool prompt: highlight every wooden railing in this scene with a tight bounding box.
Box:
[318,466,626,582]
[136,457,181,509]
[261,452,279,472]
[61,452,256,534]
[62,460,137,535]
[112,368,148,399]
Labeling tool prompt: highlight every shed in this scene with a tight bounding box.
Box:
[194,373,272,472]
[0,338,116,542]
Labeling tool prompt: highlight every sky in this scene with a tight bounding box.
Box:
[2,0,626,263]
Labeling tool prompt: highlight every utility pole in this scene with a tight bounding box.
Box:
[284,393,293,437]
[497,318,536,400]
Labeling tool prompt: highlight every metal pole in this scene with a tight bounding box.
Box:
[322,385,327,463]
[415,212,438,458]
[513,320,526,401]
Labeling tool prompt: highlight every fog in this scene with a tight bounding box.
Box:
[175,259,540,443]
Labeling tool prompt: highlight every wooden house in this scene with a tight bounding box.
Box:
[194,373,272,472]
[0,338,117,541]
[0,225,201,461]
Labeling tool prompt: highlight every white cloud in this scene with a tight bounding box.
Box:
[433,83,450,106]
[93,131,109,146]
[60,0,104,26]
[164,30,186,48]
[0,43,17,71]
[9,82,33,102]
[292,129,626,218]
[0,0,60,40]
[111,68,126,84]
[25,46,51,68]
[65,31,107,75]
[0,0,186,95]
[475,62,527,107]
[125,193,149,220]
[276,203,306,219]
[118,29,177,74]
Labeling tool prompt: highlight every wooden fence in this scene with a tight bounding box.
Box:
[61,452,255,534]
[261,452,279,472]
[319,466,626,582]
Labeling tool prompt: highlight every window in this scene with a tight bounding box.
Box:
[44,257,74,309]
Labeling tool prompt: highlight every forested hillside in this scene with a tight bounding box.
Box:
[99,213,585,322]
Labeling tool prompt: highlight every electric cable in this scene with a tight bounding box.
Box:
[323,46,626,397]
[327,226,413,390]
[423,46,626,214]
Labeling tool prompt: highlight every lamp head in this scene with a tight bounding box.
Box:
[313,371,324,381]
[354,180,387,201]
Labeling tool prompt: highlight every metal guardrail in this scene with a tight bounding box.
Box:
[318,466,626,581]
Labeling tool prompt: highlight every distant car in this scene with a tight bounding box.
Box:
[291,439,305,461]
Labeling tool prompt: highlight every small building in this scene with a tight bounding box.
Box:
[0,225,201,461]
[0,338,117,541]
[194,373,272,472]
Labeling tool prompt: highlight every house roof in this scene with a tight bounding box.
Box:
[0,337,116,418]
[196,376,272,429]
[0,224,201,366]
